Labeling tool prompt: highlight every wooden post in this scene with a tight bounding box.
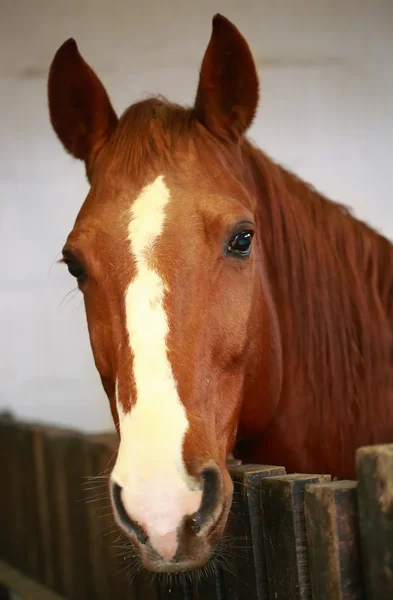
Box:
[63,433,102,600]
[356,443,393,600]
[32,425,55,588]
[304,480,365,600]
[2,420,27,571]
[22,424,46,582]
[261,473,331,600]
[43,427,87,598]
[0,416,15,567]
[223,464,286,600]
[0,418,44,578]
[83,434,116,600]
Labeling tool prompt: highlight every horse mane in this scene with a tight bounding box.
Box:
[107,97,393,464]
[246,144,393,461]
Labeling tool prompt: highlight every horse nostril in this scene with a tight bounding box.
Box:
[188,466,220,533]
[110,481,147,544]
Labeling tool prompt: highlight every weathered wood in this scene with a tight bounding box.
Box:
[0,417,14,566]
[83,434,116,600]
[63,434,101,600]
[356,443,393,600]
[34,424,75,592]
[22,425,44,581]
[0,418,64,590]
[304,480,365,600]
[8,417,391,600]
[43,428,78,598]
[223,464,286,600]
[0,560,67,600]
[32,425,55,588]
[14,423,45,580]
[3,421,26,571]
[261,473,331,600]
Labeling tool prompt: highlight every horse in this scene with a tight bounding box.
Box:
[47,14,393,573]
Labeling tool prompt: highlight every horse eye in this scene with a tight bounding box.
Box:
[64,259,86,281]
[227,230,254,257]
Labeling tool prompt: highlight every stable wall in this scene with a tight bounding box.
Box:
[1,0,392,431]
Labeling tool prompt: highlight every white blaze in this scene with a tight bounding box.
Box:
[111,176,202,559]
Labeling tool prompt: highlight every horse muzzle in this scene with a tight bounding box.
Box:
[109,462,233,572]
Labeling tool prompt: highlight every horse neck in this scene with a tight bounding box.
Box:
[244,142,393,467]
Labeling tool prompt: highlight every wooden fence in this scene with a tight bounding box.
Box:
[0,413,392,600]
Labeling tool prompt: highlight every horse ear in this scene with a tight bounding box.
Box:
[194,14,259,140]
[48,39,118,169]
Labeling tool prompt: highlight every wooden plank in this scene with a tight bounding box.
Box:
[21,425,44,581]
[32,425,55,588]
[27,422,72,591]
[43,429,76,598]
[12,422,44,580]
[83,435,116,600]
[304,480,365,600]
[356,443,393,600]
[0,560,67,600]
[63,434,98,600]
[0,417,14,566]
[223,464,286,600]
[261,473,331,600]
[0,418,74,591]
[7,422,28,573]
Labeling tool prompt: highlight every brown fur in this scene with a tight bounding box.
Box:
[237,145,393,476]
[108,98,393,478]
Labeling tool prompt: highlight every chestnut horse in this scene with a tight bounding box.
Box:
[48,14,393,572]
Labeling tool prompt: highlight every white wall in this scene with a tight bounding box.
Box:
[1,0,392,432]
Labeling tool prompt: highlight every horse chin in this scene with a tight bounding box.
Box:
[140,550,215,574]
